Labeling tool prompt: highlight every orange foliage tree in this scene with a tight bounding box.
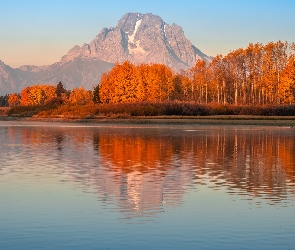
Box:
[280,56,295,104]
[19,84,57,106]
[8,93,20,107]
[68,87,93,105]
[99,61,178,103]
[183,41,295,105]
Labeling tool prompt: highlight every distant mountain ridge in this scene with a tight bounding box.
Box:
[0,12,211,95]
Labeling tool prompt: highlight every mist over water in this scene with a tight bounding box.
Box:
[0,122,294,249]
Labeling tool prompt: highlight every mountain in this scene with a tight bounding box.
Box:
[0,60,23,95]
[0,12,210,95]
[0,59,114,95]
[21,59,114,91]
[61,13,211,69]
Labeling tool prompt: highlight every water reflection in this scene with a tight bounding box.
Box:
[1,122,295,218]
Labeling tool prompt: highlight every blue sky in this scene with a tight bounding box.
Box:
[1,0,294,68]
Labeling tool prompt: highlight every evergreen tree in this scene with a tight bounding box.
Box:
[56,81,66,98]
[0,95,9,107]
[93,85,100,104]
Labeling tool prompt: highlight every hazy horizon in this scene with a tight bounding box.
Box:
[1,0,295,68]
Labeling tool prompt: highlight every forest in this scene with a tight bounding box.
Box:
[2,41,295,118]
[99,41,295,105]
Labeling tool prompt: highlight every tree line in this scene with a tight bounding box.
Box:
[99,41,295,105]
[4,82,94,107]
[1,41,295,108]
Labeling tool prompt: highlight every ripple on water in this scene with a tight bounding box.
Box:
[0,123,295,249]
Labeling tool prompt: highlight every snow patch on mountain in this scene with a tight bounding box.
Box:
[129,40,146,55]
[128,19,142,44]
[128,19,146,55]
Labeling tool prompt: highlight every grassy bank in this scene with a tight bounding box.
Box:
[2,102,294,126]
[0,107,10,116]
[6,102,295,119]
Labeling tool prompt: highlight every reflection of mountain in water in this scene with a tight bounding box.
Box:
[2,124,295,218]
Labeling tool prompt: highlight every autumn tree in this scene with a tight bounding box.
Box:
[99,71,112,103]
[145,64,175,102]
[8,93,20,107]
[19,86,32,106]
[99,62,177,104]
[19,84,57,106]
[190,60,210,103]
[68,87,93,105]
[279,56,295,104]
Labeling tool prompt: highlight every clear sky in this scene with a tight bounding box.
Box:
[1,0,294,68]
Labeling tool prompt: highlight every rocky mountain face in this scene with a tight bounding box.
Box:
[0,12,210,95]
[62,13,210,69]
[0,60,23,95]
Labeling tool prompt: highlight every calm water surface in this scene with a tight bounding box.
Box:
[0,121,294,249]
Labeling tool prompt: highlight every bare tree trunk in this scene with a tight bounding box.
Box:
[234,81,238,105]
[223,80,226,104]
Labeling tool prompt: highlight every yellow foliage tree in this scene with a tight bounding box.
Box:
[19,84,57,106]
[68,87,93,105]
[279,56,295,104]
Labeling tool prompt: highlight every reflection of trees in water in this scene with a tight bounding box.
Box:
[90,130,189,218]
[3,125,295,217]
[96,127,295,209]
[55,134,64,151]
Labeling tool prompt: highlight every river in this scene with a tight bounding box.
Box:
[0,121,294,249]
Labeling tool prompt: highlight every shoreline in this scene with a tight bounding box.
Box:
[0,115,294,126]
